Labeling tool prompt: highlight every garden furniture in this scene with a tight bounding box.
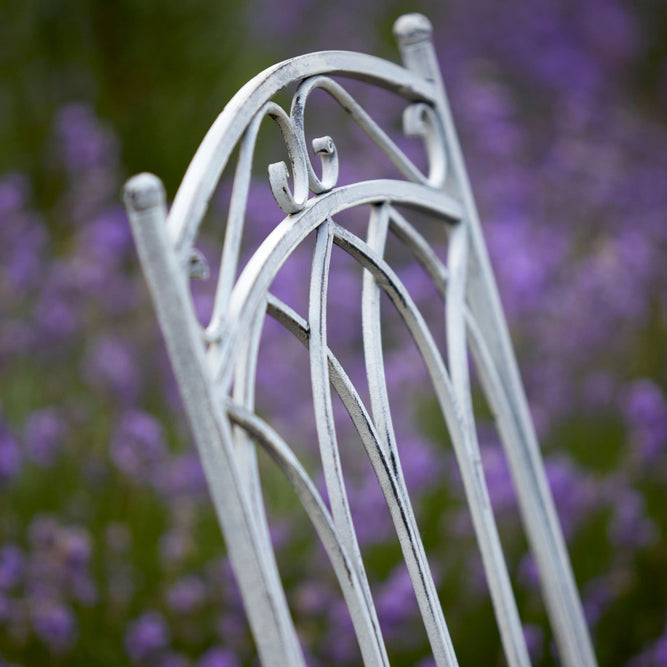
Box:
[123,13,597,666]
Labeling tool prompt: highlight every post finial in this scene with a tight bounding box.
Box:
[393,13,433,47]
[123,172,166,213]
[392,14,439,82]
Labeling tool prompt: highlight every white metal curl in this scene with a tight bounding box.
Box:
[291,76,445,192]
[167,50,438,263]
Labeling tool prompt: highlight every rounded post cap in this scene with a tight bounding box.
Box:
[393,13,433,46]
[123,172,166,212]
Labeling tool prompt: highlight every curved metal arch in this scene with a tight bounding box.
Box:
[331,219,531,667]
[216,189,529,664]
[225,401,389,667]
[204,79,448,341]
[206,178,463,390]
[167,50,438,257]
[367,204,595,667]
[265,292,459,667]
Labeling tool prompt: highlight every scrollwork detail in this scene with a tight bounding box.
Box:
[402,102,448,188]
[310,135,339,193]
[264,103,309,214]
[239,79,447,217]
[292,75,447,191]
[291,82,341,195]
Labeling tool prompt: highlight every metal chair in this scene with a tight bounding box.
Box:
[123,13,596,666]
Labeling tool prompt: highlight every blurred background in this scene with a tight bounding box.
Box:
[1,0,666,664]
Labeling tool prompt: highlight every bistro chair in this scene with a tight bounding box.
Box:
[123,14,597,666]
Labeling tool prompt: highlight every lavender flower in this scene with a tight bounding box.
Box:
[545,457,599,539]
[125,611,170,663]
[166,576,206,614]
[156,452,207,499]
[55,104,117,175]
[0,173,30,216]
[23,407,67,467]
[376,565,419,638]
[31,602,77,652]
[0,419,20,483]
[197,647,239,667]
[111,410,166,482]
[623,379,667,464]
[607,486,656,550]
[160,653,191,667]
[77,206,132,268]
[523,624,544,663]
[85,335,141,402]
[0,545,24,590]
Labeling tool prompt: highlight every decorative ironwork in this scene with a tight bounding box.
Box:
[123,13,597,667]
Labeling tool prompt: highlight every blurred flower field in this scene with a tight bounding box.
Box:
[1,0,666,665]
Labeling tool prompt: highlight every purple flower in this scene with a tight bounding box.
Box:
[155,452,206,499]
[0,420,21,483]
[77,206,131,267]
[295,582,331,616]
[0,173,30,216]
[545,457,599,538]
[482,444,517,517]
[31,603,77,651]
[166,576,206,614]
[623,379,667,464]
[517,553,539,590]
[325,600,358,664]
[348,472,393,546]
[581,371,616,410]
[2,213,48,293]
[28,515,59,550]
[376,565,418,635]
[217,612,247,649]
[160,653,191,667]
[0,591,10,623]
[197,647,239,667]
[125,611,170,663]
[85,335,141,402]
[400,436,441,494]
[523,623,543,662]
[583,576,614,627]
[111,410,166,482]
[55,103,117,175]
[607,487,656,549]
[0,545,24,590]
[33,267,80,341]
[654,637,667,665]
[24,407,67,467]
[59,526,91,570]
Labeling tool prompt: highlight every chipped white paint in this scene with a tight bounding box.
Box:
[123,13,597,667]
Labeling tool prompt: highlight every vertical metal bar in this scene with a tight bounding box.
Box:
[394,14,597,667]
[309,219,390,666]
[446,222,531,667]
[228,404,388,667]
[124,173,306,667]
[362,204,459,667]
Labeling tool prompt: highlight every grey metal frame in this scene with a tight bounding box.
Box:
[123,14,597,666]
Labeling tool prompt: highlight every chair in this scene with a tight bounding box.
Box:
[123,14,596,666]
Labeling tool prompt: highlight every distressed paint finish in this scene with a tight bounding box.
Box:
[123,13,597,667]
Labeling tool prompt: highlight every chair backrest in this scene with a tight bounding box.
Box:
[123,14,596,667]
